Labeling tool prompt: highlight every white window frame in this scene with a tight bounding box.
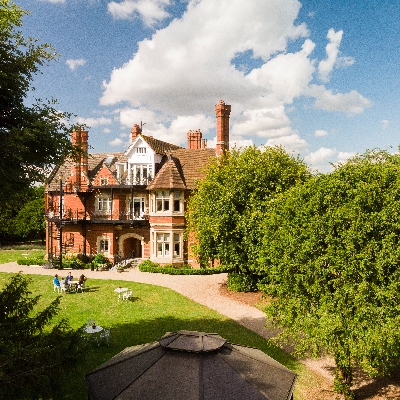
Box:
[156,191,170,212]
[97,236,110,255]
[156,233,170,257]
[127,196,145,219]
[96,196,112,213]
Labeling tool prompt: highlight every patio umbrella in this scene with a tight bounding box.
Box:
[85,330,297,400]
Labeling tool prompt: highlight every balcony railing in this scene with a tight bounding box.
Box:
[119,176,152,186]
[47,208,149,223]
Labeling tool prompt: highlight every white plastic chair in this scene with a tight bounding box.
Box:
[76,282,85,293]
[60,281,67,293]
[122,290,132,301]
[98,327,111,346]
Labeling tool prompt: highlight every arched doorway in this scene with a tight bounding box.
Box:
[118,233,143,259]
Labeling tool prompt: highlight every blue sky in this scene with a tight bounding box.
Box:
[18,0,399,171]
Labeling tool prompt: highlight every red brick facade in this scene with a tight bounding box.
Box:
[45,101,231,266]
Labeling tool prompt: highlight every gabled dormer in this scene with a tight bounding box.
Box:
[122,129,184,186]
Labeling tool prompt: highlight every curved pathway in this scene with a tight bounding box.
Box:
[0,262,334,383]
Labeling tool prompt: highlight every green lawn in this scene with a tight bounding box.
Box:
[0,272,321,400]
[0,249,45,264]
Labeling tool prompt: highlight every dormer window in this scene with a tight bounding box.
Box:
[136,147,146,154]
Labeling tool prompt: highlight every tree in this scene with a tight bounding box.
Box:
[13,187,45,242]
[258,149,400,399]
[0,1,77,211]
[186,146,310,273]
[0,273,84,400]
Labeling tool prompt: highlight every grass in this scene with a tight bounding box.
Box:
[0,249,45,264]
[0,272,322,400]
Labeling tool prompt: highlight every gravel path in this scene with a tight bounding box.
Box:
[0,262,340,399]
[2,262,398,399]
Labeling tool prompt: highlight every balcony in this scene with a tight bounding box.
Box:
[47,208,149,225]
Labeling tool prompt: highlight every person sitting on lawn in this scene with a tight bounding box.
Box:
[65,271,73,284]
[75,274,87,291]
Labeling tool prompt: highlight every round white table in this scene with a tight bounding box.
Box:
[114,287,128,301]
[85,325,103,334]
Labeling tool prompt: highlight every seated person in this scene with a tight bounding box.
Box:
[65,271,73,284]
[53,274,60,292]
[78,274,87,285]
[75,274,87,290]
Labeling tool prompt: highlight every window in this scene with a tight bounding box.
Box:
[156,191,170,212]
[129,164,153,184]
[97,196,112,212]
[136,147,146,153]
[100,177,108,185]
[173,191,181,212]
[173,233,181,257]
[128,197,145,219]
[98,237,110,254]
[157,233,170,257]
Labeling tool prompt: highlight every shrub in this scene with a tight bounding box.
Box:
[138,260,227,275]
[17,255,45,266]
[93,254,111,269]
[62,254,85,269]
[227,272,259,292]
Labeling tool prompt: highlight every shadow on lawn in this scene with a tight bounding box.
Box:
[62,315,297,400]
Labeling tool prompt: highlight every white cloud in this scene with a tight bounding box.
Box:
[381,119,390,130]
[99,0,370,163]
[307,84,372,115]
[66,59,87,71]
[305,147,336,165]
[265,133,309,154]
[337,151,356,162]
[75,117,112,127]
[109,138,125,146]
[318,29,354,82]
[314,129,328,137]
[107,0,171,26]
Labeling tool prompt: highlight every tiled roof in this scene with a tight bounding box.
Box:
[170,148,215,190]
[45,152,124,191]
[45,138,214,192]
[147,156,186,190]
[141,134,183,154]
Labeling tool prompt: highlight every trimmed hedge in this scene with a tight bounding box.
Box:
[17,257,46,266]
[139,260,227,275]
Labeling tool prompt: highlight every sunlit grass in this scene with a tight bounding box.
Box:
[0,272,320,400]
[0,249,45,264]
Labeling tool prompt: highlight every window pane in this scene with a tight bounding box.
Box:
[157,243,163,256]
[174,233,180,241]
[164,233,170,241]
[156,191,162,198]
[156,199,163,211]
[174,191,181,198]
[157,233,163,241]
[164,243,170,256]
[174,200,180,212]
[164,200,169,211]
[174,242,180,256]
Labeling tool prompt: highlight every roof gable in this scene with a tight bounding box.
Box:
[147,157,186,190]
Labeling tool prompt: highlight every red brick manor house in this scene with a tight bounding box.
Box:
[45,100,231,266]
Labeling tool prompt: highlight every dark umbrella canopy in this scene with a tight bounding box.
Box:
[85,330,297,400]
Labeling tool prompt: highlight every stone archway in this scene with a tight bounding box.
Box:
[118,233,144,258]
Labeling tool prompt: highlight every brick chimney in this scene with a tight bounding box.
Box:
[131,124,142,142]
[215,100,231,156]
[70,126,89,191]
[187,129,202,149]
